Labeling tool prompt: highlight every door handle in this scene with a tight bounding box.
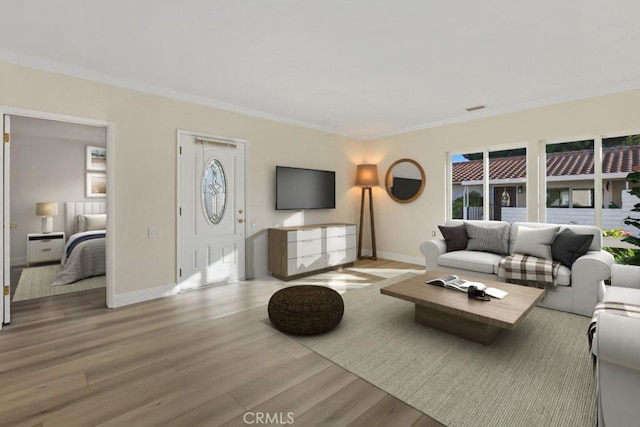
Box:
[10,224,17,229]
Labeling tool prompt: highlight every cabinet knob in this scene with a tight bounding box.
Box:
[238,219,244,224]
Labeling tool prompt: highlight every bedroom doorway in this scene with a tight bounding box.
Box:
[177,131,246,290]
[1,111,113,329]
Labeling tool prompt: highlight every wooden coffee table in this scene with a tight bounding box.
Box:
[380,271,545,345]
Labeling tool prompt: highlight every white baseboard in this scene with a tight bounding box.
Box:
[112,283,180,308]
[11,257,27,267]
[377,251,424,266]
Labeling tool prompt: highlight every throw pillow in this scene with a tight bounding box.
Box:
[511,225,560,260]
[465,222,510,255]
[438,224,468,252]
[552,229,594,267]
[80,214,107,232]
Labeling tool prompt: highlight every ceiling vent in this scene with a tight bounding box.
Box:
[466,105,486,112]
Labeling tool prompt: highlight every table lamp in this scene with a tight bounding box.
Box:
[36,202,58,233]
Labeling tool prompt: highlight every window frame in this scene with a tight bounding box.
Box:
[447,142,528,222]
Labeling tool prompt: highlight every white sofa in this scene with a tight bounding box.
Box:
[420,220,614,316]
[594,264,640,427]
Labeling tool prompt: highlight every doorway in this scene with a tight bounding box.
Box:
[1,110,114,329]
[177,131,246,290]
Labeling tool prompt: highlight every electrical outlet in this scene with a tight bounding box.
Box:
[432,230,436,237]
[148,227,161,238]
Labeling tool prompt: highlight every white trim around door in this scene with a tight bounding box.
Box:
[176,129,247,290]
[0,105,115,311]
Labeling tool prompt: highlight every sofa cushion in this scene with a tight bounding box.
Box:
[438,250,503,275]
[603,287,640,305]
[552,229,594,267]
[556,265,571,286]
[438,224,468,252]
[511,225,560,260]
[465,222,510,255]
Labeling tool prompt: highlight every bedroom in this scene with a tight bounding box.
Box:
[9,116,108,303]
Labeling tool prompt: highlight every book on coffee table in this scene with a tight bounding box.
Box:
[426,274,509,299]
[426,275,486,292]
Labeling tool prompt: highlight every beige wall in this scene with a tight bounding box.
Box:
[368,88,640,263]
[4,60,640,296]
[0,62,363,299]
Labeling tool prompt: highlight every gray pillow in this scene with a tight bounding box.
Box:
[465,222,510,255]
[511,225,560,260]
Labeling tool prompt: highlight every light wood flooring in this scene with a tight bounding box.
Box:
[0,259,443,426]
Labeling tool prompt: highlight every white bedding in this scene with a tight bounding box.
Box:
[52,230,106,286]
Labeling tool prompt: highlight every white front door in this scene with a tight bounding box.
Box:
[178,132,246,290]
[2,114,11,326]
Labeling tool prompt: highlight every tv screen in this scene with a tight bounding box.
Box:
[276,166,336,210]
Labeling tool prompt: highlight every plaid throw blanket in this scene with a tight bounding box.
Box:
[498,254,561,286]
[588,301,640,350]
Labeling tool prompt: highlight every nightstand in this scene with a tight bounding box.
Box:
[27,232,66,266]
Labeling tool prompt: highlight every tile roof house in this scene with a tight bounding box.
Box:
[452,145,640,183]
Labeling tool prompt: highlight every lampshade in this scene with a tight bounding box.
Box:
[36,202,58,217]
[355,164,379,187]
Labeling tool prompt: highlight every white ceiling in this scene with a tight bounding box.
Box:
[2,1,640,139]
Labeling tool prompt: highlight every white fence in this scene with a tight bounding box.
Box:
[499,191,637,234]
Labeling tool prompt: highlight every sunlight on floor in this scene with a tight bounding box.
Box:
[347,267,424,278]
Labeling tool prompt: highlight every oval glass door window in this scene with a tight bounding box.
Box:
[202,159,227,225]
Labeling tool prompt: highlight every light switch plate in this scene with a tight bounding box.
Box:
[149,227,161,238]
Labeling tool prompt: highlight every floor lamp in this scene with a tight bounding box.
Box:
[355,164,379,260]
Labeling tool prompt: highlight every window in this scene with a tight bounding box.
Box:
[602,133,640,234]
[449,145,526,222]
[489,148,526,223]
[572,189,594,208]
[547,188,569,207]
[450,152,483,220]
[545,140,595,225]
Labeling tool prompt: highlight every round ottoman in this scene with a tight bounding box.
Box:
[268,285,344,335]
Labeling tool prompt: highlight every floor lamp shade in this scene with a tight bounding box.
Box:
[355,164,378,260]
[36,202,58,233]
[355,164,379,187]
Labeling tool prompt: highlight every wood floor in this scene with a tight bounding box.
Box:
[0,259,443,427]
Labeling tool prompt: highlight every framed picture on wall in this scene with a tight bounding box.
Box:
[86,173,107,198]
[86,145,107,171]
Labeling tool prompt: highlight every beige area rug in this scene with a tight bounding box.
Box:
[291,273,596,427]
[13,265,106,302]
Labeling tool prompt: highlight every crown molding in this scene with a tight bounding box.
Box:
[4,49,640,142]
[364,79,640,140]
[0,49,354,139]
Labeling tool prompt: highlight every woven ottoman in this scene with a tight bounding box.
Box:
[268,285,344,335]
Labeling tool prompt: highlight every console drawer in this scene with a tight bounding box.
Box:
[326,234,356,252]
[287,228,323,243]
[327,248,357,267]
[325,225,356,238]
[288,253,327,275]
[287,238,324,259]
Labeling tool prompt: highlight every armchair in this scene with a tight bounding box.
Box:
[595,264,640,427]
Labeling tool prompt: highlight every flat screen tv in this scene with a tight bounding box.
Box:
[276,166,336,210]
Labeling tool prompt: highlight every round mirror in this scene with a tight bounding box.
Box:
[385,159,425,203]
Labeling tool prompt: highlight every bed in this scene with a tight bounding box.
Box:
[52,202,106,286]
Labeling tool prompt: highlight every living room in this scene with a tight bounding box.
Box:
[1,2,640,426]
